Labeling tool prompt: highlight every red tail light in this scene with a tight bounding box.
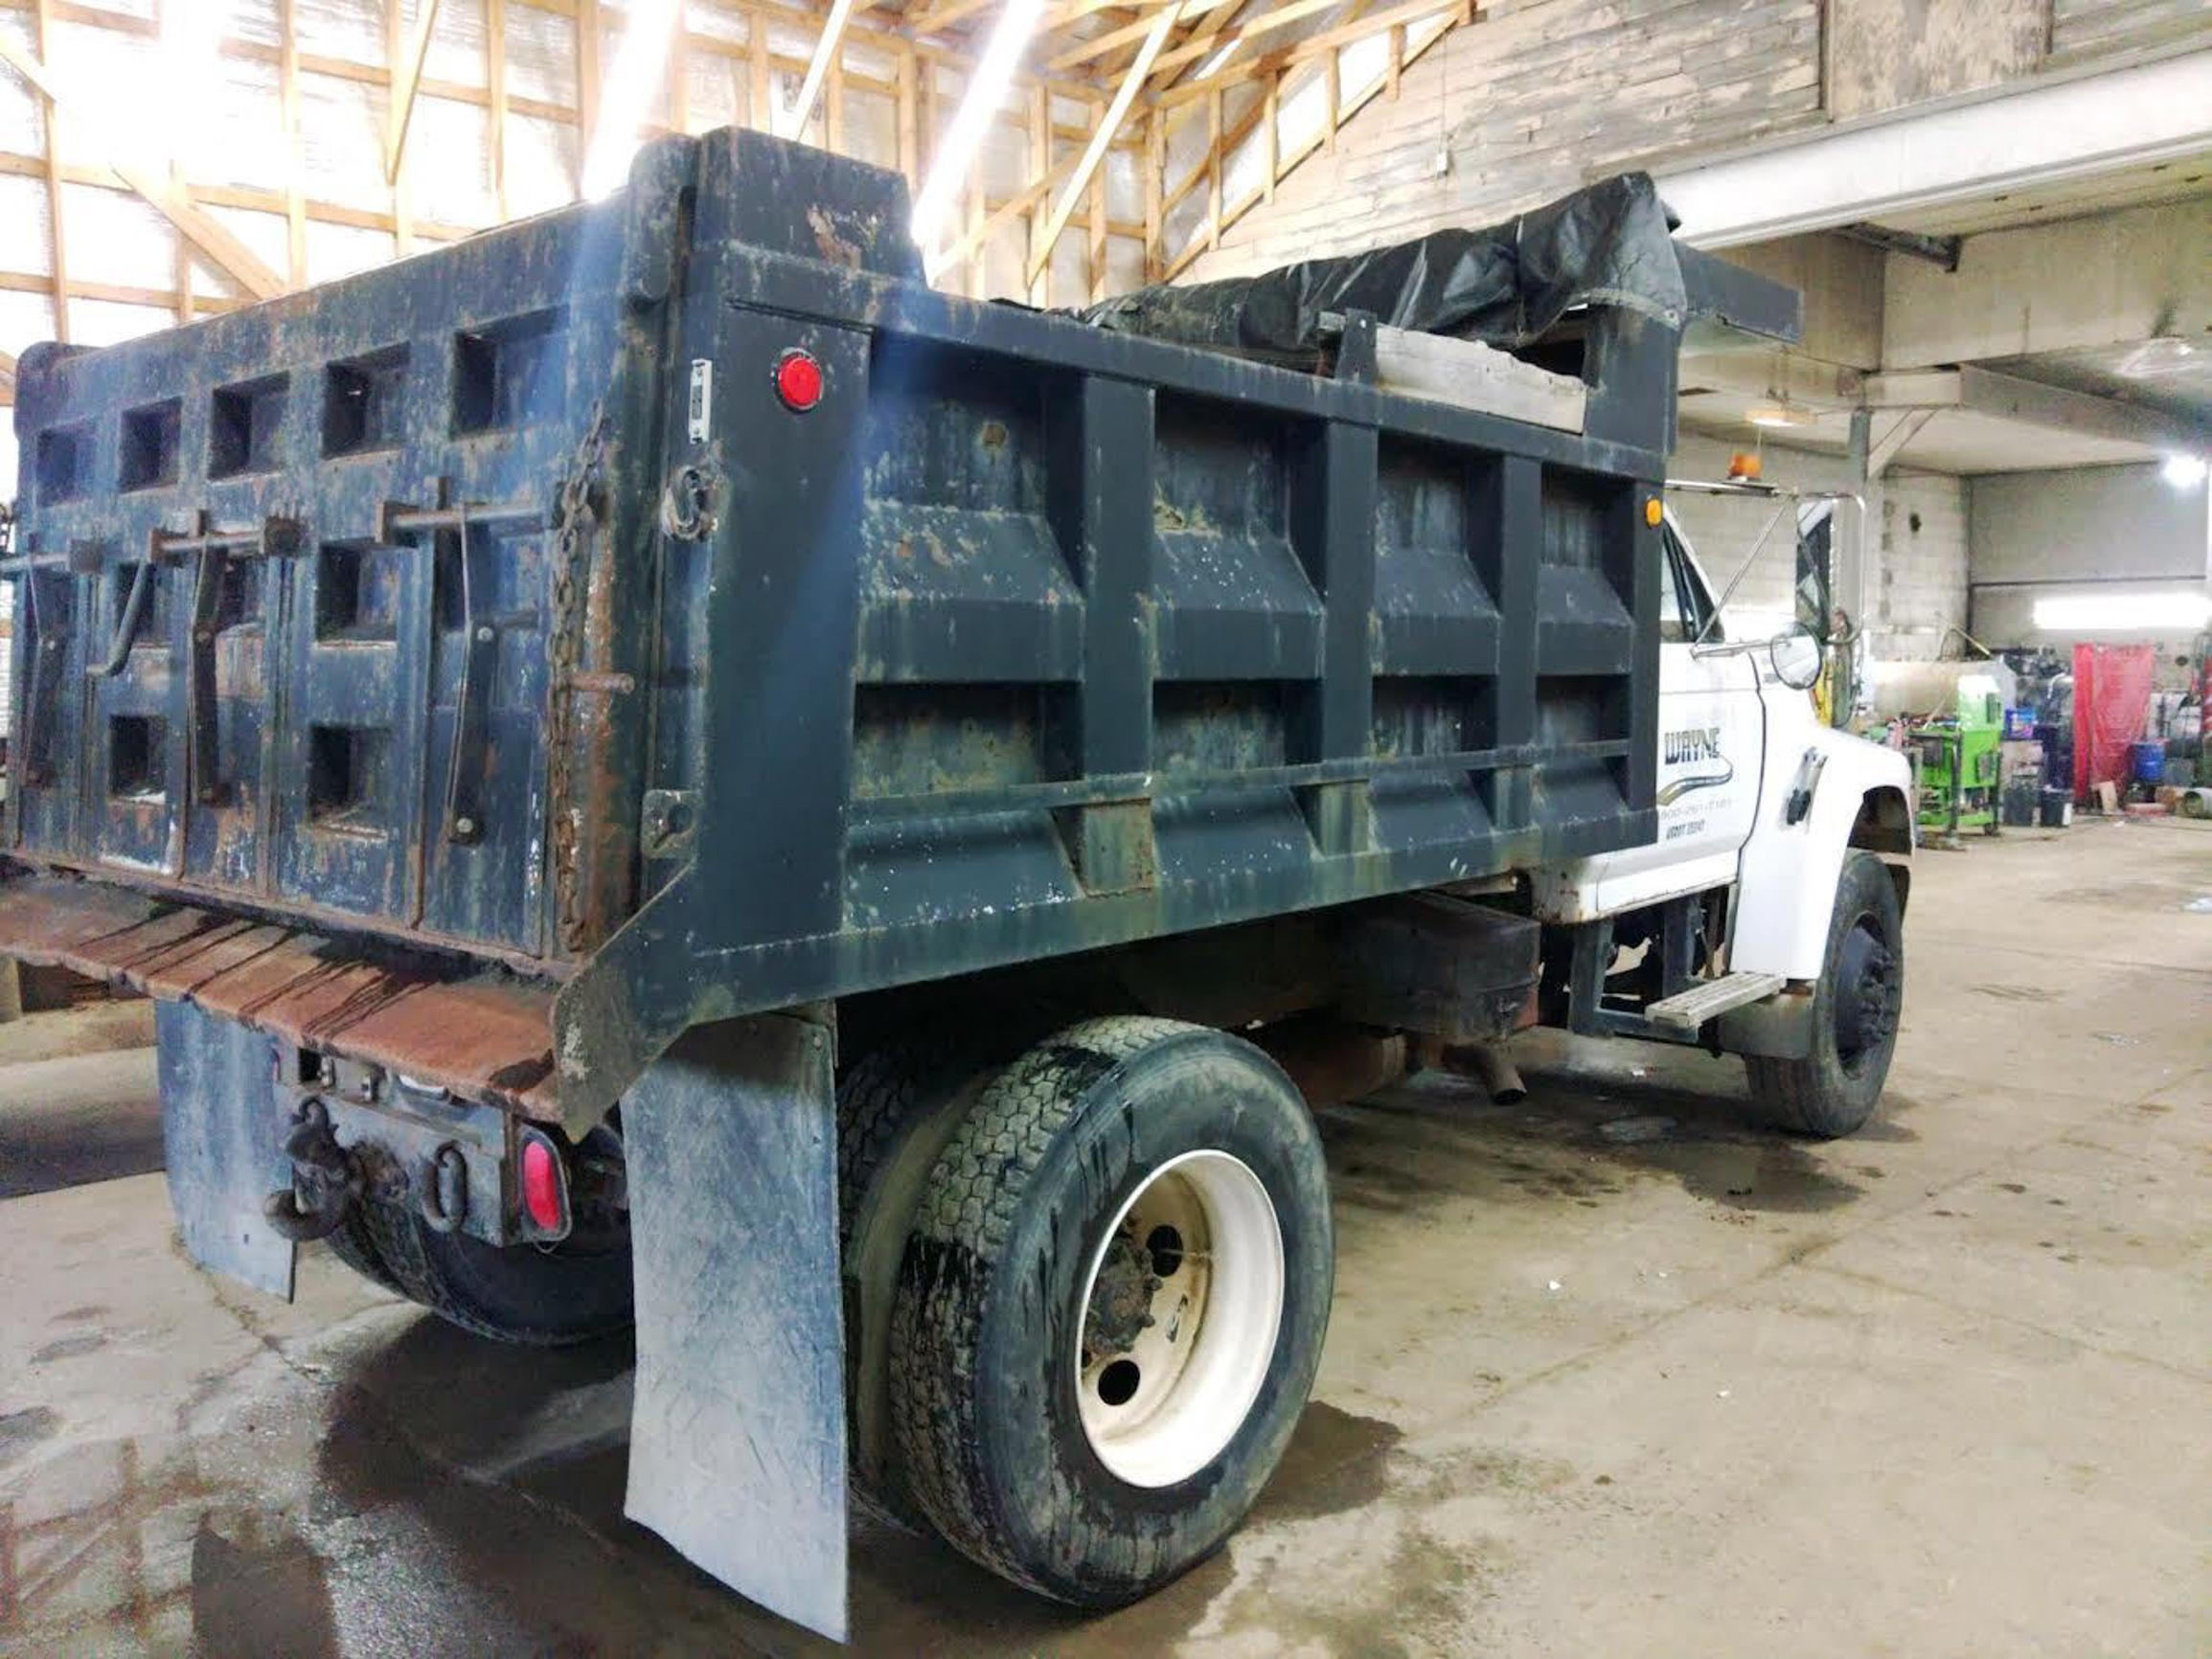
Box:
[518,1130,569,1238]
[774,348,824,412]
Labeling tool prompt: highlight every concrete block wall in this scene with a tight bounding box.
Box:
[1874,471,1972,661]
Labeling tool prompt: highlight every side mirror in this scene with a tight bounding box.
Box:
[1769,623,1824,691]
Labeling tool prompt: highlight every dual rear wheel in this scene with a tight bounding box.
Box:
[856,1016,1335,1606]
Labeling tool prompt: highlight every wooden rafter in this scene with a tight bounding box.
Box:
[33,0,66,342]
[1155,0,1460,102]
[578,0,601,153]
[1151,0,1396,82]
[1050,0,1223,75]
[0,0,1392,352]
[1029,4,1175,283]
[384,0,445,182]
[1152,0,1247,90]
[905,0,1007,35]
[779,0,861,138]
[487,0,509,219]
[0,348,17,406]
[0,33,287,302]
[280,0,307,284]
[1156,0,1461,278]
[1044,0,1174,27]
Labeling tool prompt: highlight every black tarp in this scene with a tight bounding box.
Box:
[1074,170,1686,356]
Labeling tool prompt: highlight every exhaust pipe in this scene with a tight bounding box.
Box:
[1443,1042,1525,1104]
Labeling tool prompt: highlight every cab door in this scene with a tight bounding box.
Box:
[1585,516,1764,909]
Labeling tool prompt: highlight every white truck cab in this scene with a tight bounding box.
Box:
[1528,501,1916,1137]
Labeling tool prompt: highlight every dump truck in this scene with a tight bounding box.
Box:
[0,130,1912,1639]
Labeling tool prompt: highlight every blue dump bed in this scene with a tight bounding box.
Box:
[0,128,1795,1123]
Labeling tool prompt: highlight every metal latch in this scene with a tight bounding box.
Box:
[376,487,547,846]
[642,788,699,859]
[1784,746,1828,826]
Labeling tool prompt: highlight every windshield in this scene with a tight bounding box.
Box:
[1659,520,1723,644]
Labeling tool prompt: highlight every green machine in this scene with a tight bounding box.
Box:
[1906,675,2006,838]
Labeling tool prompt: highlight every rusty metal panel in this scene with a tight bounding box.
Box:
[0,875,559,1121]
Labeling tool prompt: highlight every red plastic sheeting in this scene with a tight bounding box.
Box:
[2073,643,2156,800]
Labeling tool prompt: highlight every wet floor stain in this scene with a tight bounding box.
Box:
[191,1516,340,1659]
[1319,1067,1869,1220]
[0,1406,59,1457]
[30,1332,106,1365]
[1249,1400,1405,1525]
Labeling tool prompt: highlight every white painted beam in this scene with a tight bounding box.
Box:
[1653,51,2212,249]
[1881,194,2209,368]
[1867,409,1935,478]
[1862,365,2212,453]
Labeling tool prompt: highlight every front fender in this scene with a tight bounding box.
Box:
[1728,725,1912,982]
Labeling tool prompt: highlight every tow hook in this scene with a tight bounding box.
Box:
[417,1144,470,1234]
[263,1100,362,1242]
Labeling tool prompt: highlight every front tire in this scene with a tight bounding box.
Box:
[1745,850,1904,1138]
[888,1016,1334,1606]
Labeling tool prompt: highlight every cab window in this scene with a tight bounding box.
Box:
[1659,523,1722,644]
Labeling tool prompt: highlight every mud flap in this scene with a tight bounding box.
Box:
[621,1011,848,1640]
[155,1001,297,1300]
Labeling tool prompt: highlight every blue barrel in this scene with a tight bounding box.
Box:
[2132,740,2165,784]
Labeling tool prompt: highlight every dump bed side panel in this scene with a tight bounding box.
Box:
[555,134,1676,1116]
[0,132,1762,1123]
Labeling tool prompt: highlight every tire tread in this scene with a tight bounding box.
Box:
[889,1014,1198,1597]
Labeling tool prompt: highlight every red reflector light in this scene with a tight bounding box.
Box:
[520,1135,565,1233]
[774,348,824,412]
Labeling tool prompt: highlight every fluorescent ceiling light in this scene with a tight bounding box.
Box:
[912,0,1046,256]
[2159,452,2208,489]
[1745,403,1817,429]
[582,0,687,199]
[2032,591,2212,632]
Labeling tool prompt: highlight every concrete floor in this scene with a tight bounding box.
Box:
[1,819,2206,1658]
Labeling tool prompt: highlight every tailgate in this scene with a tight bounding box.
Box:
[3,184,665,967]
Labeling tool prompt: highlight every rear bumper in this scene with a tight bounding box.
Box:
[0,871,562,1121]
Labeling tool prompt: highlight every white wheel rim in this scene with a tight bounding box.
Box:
[1074,1149,1285,1489]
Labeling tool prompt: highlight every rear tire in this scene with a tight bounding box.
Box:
[838,1028,1032,1523]
[889,1016,1334,1607]
[1745,851,1904,1139]
[357,1200,633,1347]
[354,1125,633,1347]
[324,1212,404,1296]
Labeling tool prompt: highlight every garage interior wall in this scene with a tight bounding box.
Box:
[1970,466,2212,686]
[1668,432,1968,661]
[1178,0,2200,284]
